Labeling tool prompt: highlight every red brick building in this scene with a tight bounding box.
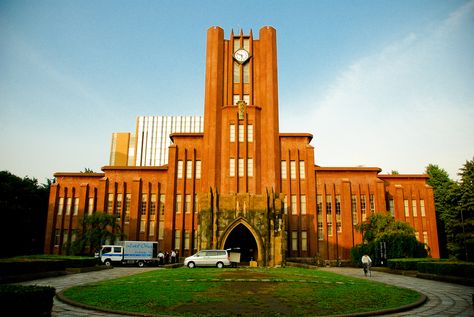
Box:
[44,27,439,265]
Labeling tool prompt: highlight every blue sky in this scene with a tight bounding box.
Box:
[1,0,473,183]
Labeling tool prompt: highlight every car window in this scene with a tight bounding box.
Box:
[102,247,111,253]
[113,247,121,253]
[195,251,205,257]
[206,251,216,257]
[217,251,226,256]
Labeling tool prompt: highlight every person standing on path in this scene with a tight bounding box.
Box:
[361,253,372,277]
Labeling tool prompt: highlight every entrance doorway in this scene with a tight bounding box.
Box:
[223,224,258,262]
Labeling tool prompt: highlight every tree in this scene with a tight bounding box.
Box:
[81,168,94,173]
[351,213,426,265]
[425,164,457,258]
[426,160,474,261]
[71,212,123,255]
[456,159,474,261]
[0,171,50,257]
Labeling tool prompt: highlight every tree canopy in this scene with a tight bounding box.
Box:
[351,213,426,265]
[0,171,50,256]
[426,159,474,261]
[71,212,123,255]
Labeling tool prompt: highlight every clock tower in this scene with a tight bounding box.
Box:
[202,26,281,195]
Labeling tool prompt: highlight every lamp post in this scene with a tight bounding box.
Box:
[458,200,469,261]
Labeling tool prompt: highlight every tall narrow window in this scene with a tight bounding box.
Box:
[361,195,367,221]
[184,231,190,250]
[318,221,324,240]
[238,158,244,177]
[291,195,297,215]
[174,230,181,250]
[58,197,64,215]
[290,161,296,179]
[125,194,131,223]
[336,195,341,232]
[177,160,183,179]
[300,195,306,215]
[243,63,250,83]
[412,200,418,217]
[326,195,332,217]
[292,231,298,251]
[66,197,72,215]
[230,158,235,177]
[369,194,375,214]
[230,124,235,142]
[351,195,358,225]
[423,231,428,246]
[299,161,305,179]
[316,195,322,213]
[301,231,308,251]
[238,124,244,142]
[281,161,287,180]
[175,195,182,213]
[283,196,288,214]
[327,222,333,236]
[247,124,253,142]
[404,199,409,217]
[159,194,165,217]
[54,229,61,246]
[420,199,426,217]
[150,194,156,216]
[195,161,201,179]
[73,198,79,216]
[186,160,193,179]
[247,158,253,177]
[107,194,113,214]
[159,221,164,239]
[141,194,148,216]
[149,221,155,236]
[243,94,250,105]
[185,194,191,213]
[115,194,122,219]
[233,61,240,83]
[389,199,394,216]
[140,220,146,233]
[87,197,94,215]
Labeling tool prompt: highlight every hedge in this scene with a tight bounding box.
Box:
[387,258,440,271]
[417,261,474,278]
[0,256,97,276]
[0,284,55,316]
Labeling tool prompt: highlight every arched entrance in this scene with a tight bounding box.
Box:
[223,223,258,262]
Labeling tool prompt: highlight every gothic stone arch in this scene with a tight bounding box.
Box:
[197,189,285,266]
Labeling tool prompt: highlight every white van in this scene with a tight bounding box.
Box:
[184,250,230,268]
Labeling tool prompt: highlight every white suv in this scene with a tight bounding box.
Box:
[184,250,230,268]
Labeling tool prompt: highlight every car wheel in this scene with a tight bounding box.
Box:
[138,261,145,267]
[216,262,224,268]
[187,262,195,268]
[104,259,112,267]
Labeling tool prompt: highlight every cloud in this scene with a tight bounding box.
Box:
[291,1,474,178]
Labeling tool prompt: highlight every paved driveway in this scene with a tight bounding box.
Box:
[320,267,474,317]
[18,266,474,316]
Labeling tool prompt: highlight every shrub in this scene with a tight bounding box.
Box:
[0,284,55,316]
[387,258,441,270]
[417,261,474,278]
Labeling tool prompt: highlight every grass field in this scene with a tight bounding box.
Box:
[63,267,421,316]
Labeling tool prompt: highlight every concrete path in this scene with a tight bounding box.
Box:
[320,267,474,317]
[19,267,160,316]
[18,266,474,316]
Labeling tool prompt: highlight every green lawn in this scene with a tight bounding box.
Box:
[63,267,421,316]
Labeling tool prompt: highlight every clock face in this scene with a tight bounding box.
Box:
[234,48,250,63]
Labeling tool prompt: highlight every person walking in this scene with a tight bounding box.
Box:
[171,250,177,264]
[361,253,372,277]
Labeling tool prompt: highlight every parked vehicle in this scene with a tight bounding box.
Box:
[97,241,159,267]
[184,250,230,268]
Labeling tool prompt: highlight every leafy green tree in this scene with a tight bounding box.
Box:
[425,164,456,258]
[71,212,123,255]
[351,213,426,266]
[426,161,474,261]
[455,159,474,261]
[0,171,50,257]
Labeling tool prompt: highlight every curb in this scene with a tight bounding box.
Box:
[56,269,429,317]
